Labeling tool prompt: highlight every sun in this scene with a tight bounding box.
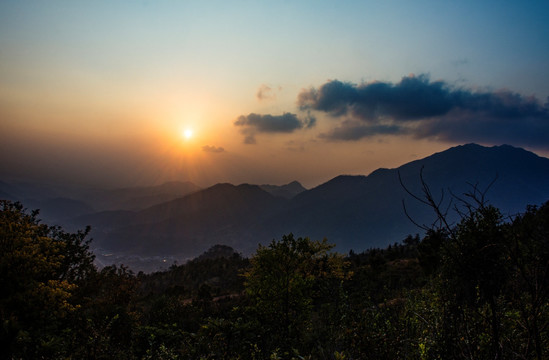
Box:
[183,128,194,140]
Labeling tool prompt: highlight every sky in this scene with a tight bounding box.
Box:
[1,0,549,189]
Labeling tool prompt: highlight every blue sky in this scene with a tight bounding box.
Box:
[1,1,548,187]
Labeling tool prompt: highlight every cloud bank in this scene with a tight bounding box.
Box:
[298,74,549,147]
[234,112,316,144]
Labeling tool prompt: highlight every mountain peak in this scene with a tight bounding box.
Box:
[259,181,307,199]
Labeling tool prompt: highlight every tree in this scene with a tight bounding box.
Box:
[400,170,509,359]
[440,204,508,359]
[243,234,347,356]
[506,202,549,359]
[75,265,139,359]
[0,200,96,359]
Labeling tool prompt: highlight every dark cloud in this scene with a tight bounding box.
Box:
[416,112,549,146]
[319,121,404,141]
[234,112,316,144]
[235,113,304,132]
[299,74,549,147]
[202,145,225,153]
[299,75,456,121]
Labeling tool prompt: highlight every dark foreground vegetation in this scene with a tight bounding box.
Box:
[1,195,548,359]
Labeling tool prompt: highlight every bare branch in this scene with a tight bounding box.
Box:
[401,199,431,232]
[398,169,431,207]
[399,166,457,239]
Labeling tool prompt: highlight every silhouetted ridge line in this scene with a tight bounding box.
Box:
[9,143,549,271]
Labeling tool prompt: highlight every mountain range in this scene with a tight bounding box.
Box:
[3,143,549,271]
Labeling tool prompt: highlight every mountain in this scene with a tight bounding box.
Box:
[0,180,64,202]
[71,144,549,266]
[259,181,307,199]
[0,180,202,225]
[83,181,202,211]
[24,197,96,224]
[0,181,15,201]
[0,181,97,225]
[6,144,549,271]
[265,143,549,250]
[78,183,288,257]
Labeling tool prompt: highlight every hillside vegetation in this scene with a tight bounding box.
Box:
[1,196,549,359]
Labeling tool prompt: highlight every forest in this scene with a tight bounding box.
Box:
[1,192,548,359]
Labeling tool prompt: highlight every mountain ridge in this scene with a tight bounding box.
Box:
[3,143,549,270]
[88,143,549,259]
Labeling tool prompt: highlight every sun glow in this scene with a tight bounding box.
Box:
[183,128,194,140]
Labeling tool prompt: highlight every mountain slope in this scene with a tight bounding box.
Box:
[264,144,549,250]
[85,181,202,211]
[259,181,307,199]
[0,180,202,226]
[71,144,549,260]
[25,197,96,224]
[90,183,288,256]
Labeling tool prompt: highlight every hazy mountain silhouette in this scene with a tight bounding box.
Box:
[0,181,97,224]
[84,181,202,211]
[259,181,307,199]
[0,181,15,201]
[0,180,64,202]
[4,144,549,267]
[66,144,549,261]
[25,197,96,224]
[92,183,288,256]
[267,144,549,250]
[0,180,202,225]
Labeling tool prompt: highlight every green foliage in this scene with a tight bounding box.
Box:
[2,198,549,359]
[72,265,140,359]
[243,234,348,356]
[0,200,96,359]
[139,250,248,299]
[504,202,549,359]
[437,205,508,359]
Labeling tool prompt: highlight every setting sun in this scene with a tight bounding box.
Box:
[183,128,194,140]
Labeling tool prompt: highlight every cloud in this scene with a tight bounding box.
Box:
[202,145,225,153]
[234,112,316,144]
[257,84,275,101]
[299,74,549,147]
[319,121,404,141]
[299,74,456,121]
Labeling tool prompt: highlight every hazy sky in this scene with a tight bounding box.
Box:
[2,1,549,188]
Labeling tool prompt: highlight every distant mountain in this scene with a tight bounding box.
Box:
[25,197,96,224]
[84,181,202,211]
[0,181,16,201]
[260,181,307,199]
[0,180,63,201]
[0,181,96,224]
[6,144,549,270]
[78,183,288,257]
[0,180,202,225]
[71,144,549,264]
